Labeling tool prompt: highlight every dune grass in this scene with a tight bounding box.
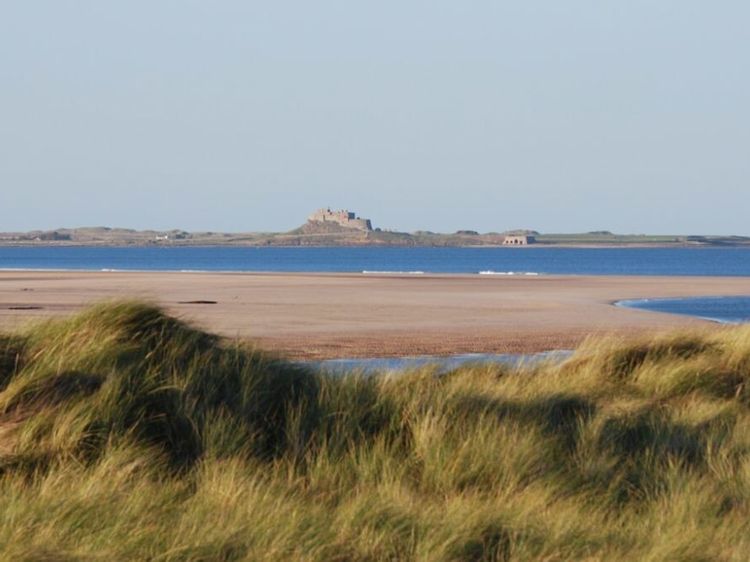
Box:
[1,302,749,560]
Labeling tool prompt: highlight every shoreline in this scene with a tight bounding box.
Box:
[1,242,748,249]
[1,266,750,279]
[1,271,748,360]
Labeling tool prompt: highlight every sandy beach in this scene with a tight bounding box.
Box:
[0,271,748,359]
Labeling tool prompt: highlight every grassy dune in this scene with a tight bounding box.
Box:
[1,303,750,560]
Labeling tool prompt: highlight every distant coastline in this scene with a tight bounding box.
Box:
[1,226,748,248]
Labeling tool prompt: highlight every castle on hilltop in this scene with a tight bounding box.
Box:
[308,208,373,231]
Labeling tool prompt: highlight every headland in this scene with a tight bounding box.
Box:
[2,208,748,247]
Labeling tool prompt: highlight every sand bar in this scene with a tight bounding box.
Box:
[0,271,748,359]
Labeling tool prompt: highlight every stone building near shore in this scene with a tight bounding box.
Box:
[503,235,536,246]
[308,208,373,231]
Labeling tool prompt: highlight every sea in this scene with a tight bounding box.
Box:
[615,296,750,325]
[1,245,749,328]
[1,246,750,276]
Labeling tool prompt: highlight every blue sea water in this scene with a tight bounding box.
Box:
[617,296,750,325]
[2,246,750,276]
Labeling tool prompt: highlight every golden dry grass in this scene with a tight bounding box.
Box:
[1,303,749,560]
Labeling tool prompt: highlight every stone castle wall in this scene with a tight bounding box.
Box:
[308,209,373,231]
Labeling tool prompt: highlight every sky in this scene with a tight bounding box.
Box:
[1,1,748,234]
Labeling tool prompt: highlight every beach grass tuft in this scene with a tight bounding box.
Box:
[1,302,750,560]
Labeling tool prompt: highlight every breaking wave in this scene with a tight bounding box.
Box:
[478,271,541,276]
[362,270,426,275]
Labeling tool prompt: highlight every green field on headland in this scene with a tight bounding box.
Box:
[2,225,749,247]
[2,303,750,560]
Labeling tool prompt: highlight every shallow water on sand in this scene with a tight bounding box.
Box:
[617,296,750,324]
[303,350,573,375]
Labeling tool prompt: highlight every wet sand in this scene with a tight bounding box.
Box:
[0,271,748,359]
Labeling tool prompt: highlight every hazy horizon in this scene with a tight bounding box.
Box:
[2,2,748,235]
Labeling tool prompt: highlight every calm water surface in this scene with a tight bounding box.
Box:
[2,246,750,276]
[617,296,750,324]
[305,351,574,375]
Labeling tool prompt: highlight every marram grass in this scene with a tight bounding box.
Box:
[1,302,750,561]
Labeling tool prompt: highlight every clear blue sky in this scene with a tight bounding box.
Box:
[1,1,748,234]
